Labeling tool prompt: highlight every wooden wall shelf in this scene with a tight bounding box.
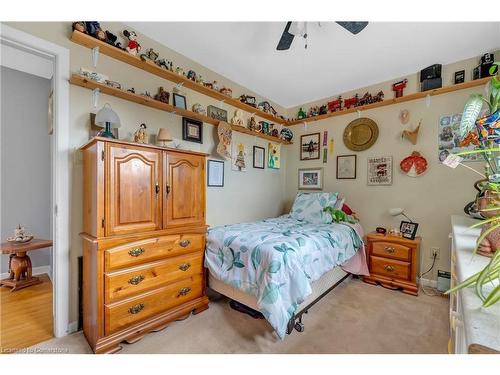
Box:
[71,30,287,125]
[286,76,492,126]
[70,75,292,145]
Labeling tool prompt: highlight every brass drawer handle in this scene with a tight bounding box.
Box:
[128,275,145,285]
[179,239,191,248]
[384,247,395,254]
[384,265,395,272]
[128,247,145,257]
[178,287,191,297]
[128,303,145,314]
[179,263,191,271]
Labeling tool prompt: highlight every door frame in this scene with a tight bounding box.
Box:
[0,24,70,337]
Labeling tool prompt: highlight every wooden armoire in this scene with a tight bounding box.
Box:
[80,137,209,353]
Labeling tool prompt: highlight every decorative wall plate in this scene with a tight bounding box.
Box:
[343,117,379,151]
[400,151,428,177]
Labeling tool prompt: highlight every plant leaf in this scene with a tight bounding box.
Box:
[224,235,238,247]
[260,282,281,304]
[459,94,484,139]
[483,284,500,307]
[251,246,261,270]
[267,260,281,273]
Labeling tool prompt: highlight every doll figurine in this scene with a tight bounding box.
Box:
[123,30,141,56]
[134,123,148,144]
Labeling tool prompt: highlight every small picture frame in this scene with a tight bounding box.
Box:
[207,160,224,187]
[300,133,321,160]
[454,70,465,84]
[182,117,203,143]
[173,93,187,110]
[336,154,357,179]
[400,221,419,240]
[298,168,323,190]
[253,146,265,169]
[207,105,228,122]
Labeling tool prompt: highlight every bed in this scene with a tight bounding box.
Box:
[205,192,369,338]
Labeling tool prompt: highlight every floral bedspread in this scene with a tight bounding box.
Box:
[205,215,363,338]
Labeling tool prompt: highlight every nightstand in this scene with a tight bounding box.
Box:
[363,232,420,295]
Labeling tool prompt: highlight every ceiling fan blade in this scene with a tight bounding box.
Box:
[276,21,295,50]
[336,21,369,35]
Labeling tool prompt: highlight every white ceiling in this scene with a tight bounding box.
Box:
[128,22,500,108]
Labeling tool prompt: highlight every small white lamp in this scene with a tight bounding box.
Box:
[157,128,173,147]
[95,103,120,139]
[389,207,414,222]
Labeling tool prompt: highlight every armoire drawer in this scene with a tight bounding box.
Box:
[105,273,203,335]
[104,234,204,271]
[104,252,204,303]
[372,241,411,261]
[370,256,411,281]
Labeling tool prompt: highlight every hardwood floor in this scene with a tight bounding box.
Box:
[0,274,53,353]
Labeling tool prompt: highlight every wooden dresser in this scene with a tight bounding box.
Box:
[80,137,209,353]
[363,233,420,295]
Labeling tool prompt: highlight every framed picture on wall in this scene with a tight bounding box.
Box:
[207,160,224,187]
[367,156,393,185]
[173,93,187,109]
[182,117,203,143]
[300,133,321,160]
[253,146,265,169]
[298,168,323,190]
[336,154,357,179]
[268,143,280,169]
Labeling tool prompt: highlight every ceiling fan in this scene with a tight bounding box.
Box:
[276,21,368,50]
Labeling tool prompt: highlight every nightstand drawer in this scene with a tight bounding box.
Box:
[372,241,411,261]
[370,256,411,280]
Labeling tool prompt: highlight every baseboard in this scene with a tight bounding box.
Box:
[420,278,437,288]
[67,321,79,334]
[0,265,52,281]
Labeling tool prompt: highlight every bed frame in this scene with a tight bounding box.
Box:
[208,266,351,334]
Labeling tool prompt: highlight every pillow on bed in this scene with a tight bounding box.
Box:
[290,192,339,224]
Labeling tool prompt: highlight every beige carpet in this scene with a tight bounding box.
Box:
[27,278,450,354]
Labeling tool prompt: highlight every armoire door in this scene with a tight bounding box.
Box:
[106,143,162,236]
[164,152,205,228]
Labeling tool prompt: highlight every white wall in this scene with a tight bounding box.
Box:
[1,66,52,272]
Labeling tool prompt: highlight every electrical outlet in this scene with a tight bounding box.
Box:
[430,247,440,260]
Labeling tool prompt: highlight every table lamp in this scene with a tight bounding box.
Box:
[389,207,413,222]
[95,103,120,139]
[157,128,173,147]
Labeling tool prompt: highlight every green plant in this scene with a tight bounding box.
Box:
[459,62,500,139]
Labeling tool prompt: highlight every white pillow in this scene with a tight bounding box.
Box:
[290,192,339,224]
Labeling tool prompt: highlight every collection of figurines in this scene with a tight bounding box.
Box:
[7,224,33,243]
[293,90,385,121]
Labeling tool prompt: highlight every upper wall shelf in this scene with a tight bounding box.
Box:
[70,74,292,145]
[70,30,287,125]
[286,76,492,126]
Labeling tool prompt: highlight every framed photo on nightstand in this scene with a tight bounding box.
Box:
[400,221,419,240]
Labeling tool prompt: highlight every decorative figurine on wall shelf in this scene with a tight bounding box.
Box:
[392,79,408,98]
[141,91,152,98]
[154,86,170,104]
[240,94,257,107]
[105,80,122,90]
[140,48,159,63]
[203,82,213,89]
[260,121,269,134]
[134,123,148,144]
[85,22,106,41]
[72,22,86,33]
[280,127,293,142]
[328,96,342,112]
[175,67,184,76]
[105,30,119,47]
[123,30,141,56]
[187,70,197,81]
[297,107,306,119]
[308,106,320,117]
[192,103,206,115]
[402,120,422,145]
[248,116,257,131]
[216,121,232,160]
[196,75,204,84]
[156,58,173,71]
[7,224,33,243]
[220,87,233,97]
[319,105,328,115]
[127,87,135,94]
[271,127,279,138]
[357,91,383,106]
[230,109,245,127]
[344,94,359,109]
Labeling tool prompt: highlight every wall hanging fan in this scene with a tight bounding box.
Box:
[343,117,379,151]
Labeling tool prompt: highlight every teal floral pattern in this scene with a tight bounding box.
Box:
[290,192,339,224]
[205,215,363,338]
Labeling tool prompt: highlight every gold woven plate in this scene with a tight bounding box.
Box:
[343,117,379,151]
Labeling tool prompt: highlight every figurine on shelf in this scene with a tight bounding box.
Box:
[308,106,319,117]
[280,127,294,142]
[328,96,342,112]
[373,91,384,103]
[392,79,408,98]
[240,94,257,108]
[357,92,372,106]
[85,22,101,37]
[6,224,33,243]
[258,101,271,113]
[192,103,206,115]
[134,123,148,144]
[140,48,159,63]
[248,116,257,131]
[220,87,233,98]
[175,67,184,76]
[344,94,359,109]
[260,121,270,134]
[154,86,170,104]
[271,127,279,138]
[127,87,135,94]
[297,107,306,119]
[105,30,119,47]
[105,80,122,90]
[195,75,204,85]
[319,105,328,115]
[123,30,141,56]
[157,59,173,71]
[203,82,213,89]
[211,81,220,91]
[187,70,197,81]
[230,109,245,127]
[141,91,152,98]
[72,22,86,33]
